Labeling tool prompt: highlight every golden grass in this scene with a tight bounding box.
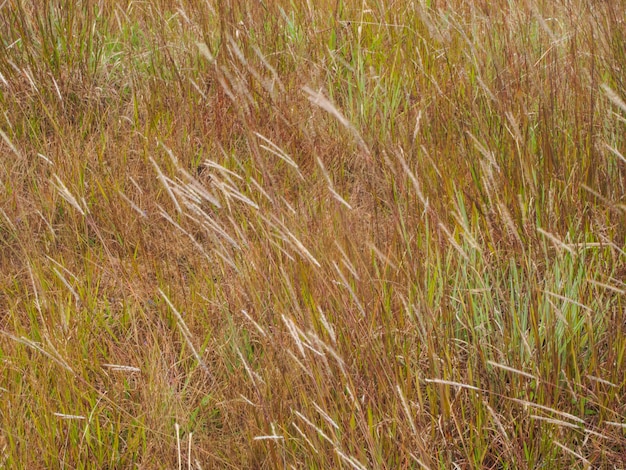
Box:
[0,0,625,468]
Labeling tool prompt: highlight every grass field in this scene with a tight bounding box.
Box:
[1,0,625,468]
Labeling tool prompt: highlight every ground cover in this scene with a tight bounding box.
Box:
[0,0,625,468]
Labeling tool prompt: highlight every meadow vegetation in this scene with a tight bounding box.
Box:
[0,0,625,468]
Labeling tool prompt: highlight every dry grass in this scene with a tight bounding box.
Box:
[1,0,625,468]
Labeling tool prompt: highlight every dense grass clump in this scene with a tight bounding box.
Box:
[1,0,625,468]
